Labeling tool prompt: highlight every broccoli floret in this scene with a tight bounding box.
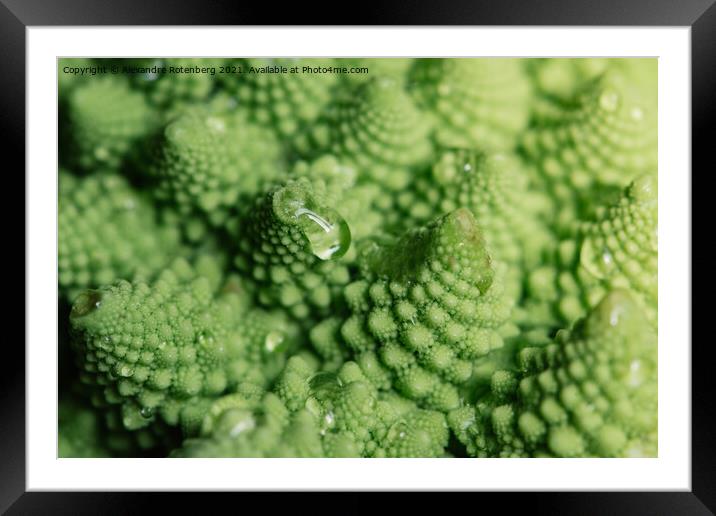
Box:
[392,149,555,271]
[311,209,514,411]
[521,64,657,230]
[220,58,339,139]
[526,58,613,118]
[290,155,386,244]
[58,395,113,458]
[126,58,218,109]
[149,108,283,226]
[174,357,449,457]
[410,58,532,151]
[58,171,182,301]
[233,177,353,321]
[450,290,657,457]
[295,76,434,191]
[69,258,294,437]
[525,175,657,328]
[65,76,156,171]
[56,57,659,459]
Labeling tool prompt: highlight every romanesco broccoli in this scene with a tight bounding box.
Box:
[58,57,658,459]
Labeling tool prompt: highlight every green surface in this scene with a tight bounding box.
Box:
[58,58,657,458]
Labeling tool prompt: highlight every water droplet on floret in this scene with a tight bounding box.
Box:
[309,371,343,394]
[264,331,285,353]
[70,290,103,318]
[599,90,620,112]
[229,415,256,437]
[295,206,351,260]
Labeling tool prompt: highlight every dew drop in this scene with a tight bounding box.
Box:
[579,239,612,279]
[630,175,657,203]
[602,248,613,267]
[322,411,335,432]
[70,290,102,318]
[609,306,621,326]
[325,412,334,424]
[140,406,154,419]
[264,330,285,353]
[309,371,343,394]
[99,336,112,351]
[229,415,256,437]
[295,207,351,260]
[628,359,643,387]
[599,90,620,112]
[386,420,409,442]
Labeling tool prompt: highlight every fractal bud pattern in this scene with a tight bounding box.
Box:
[58,58,658,459]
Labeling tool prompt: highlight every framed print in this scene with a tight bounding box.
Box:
[8,0,710,511]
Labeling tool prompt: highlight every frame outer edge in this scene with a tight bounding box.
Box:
[691,0,716,513]
[0,0,27,514]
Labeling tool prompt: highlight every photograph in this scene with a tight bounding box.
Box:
[56,57,659,460]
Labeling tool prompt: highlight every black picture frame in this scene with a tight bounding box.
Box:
[7,0,708,511]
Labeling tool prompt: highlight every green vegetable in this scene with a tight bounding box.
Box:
[220,58,339,139]
[126,58,218,108]
[449,290,657,457]
[149,108,283,226]
[410,58,532,151]
[311,209,514,411]
[65,76,156,171]
[59,57,658,458]
[295,76,434,191]
[69,258,294,437]
[58,171,182,301]
[233,177,354,321]
[525,175,657,327]
[521,62,657,230]
[174,357,449,457]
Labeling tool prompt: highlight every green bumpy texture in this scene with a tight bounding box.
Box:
[65,76,156,171]
[149,108,283,226]
[58,171,182,301]
[295,76,434,192]
[526,58,613,119]
[173,357,449,457]
[449,290,657,457]
[527,59,656,122]
[58,57,658,459]
[59,395,113,458]
[410,58,532,151]
[521,63,657,229]
[69,258,294,437]
[234,177,354,321]
[220,58,339,138]
[392,149,554,269]
[311,209,514,411]
[126,58,217,109]
[290,154,385,244]
[526,175,657,328]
